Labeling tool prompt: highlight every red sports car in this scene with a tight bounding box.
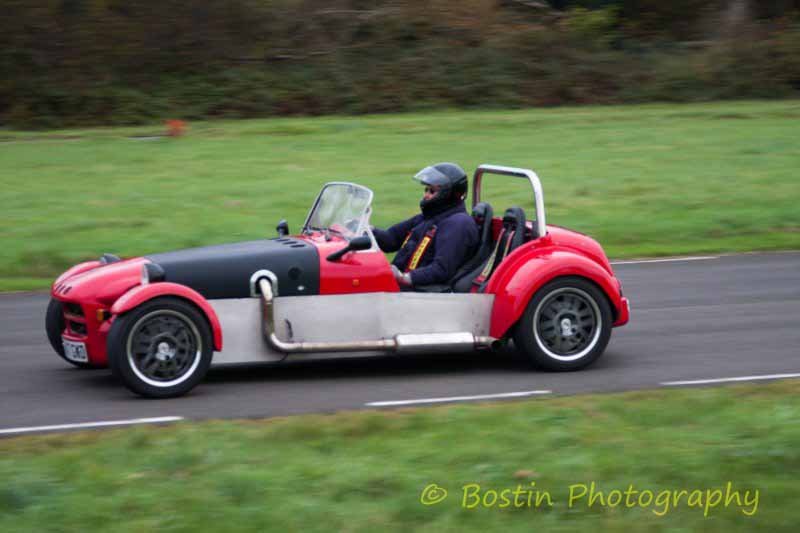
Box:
[46,164,630,398]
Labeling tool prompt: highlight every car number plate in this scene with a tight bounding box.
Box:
[62,339,88,363]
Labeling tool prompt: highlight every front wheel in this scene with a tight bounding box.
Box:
[107,297,213,398]
[514,277,612,371]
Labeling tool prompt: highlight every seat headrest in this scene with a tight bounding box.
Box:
[502,206,526,229]
[472,202,494,244]
[502,206,528,250]
[472,202,493,224]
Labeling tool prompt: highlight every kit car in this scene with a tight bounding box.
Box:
[46,164,630,398]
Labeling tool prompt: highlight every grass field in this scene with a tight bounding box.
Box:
[2,100,799,291]
[1,381,798,532]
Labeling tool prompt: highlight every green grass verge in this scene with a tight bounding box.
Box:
[1,381,798,532]
[2,100,799,291]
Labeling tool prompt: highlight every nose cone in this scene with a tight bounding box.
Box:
[54,257,148,305]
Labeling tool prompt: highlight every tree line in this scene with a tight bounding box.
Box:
[1,0,798,128]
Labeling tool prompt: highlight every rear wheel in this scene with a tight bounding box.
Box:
[108,297,213,398]
[514,277,612,371]
[46,298,94,368]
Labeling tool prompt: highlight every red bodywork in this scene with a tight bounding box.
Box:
[485,224,629,338]
[297,233,398,294]
[54,258,147,366]
[51,223,628,367]
[52,257,227,366]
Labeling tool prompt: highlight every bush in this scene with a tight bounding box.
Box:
[0,0,798,128]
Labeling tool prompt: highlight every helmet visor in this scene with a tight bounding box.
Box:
[412,166,451,188]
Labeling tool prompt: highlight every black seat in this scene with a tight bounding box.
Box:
[414,202,494,293]
[452,206,528,293]
[447,202,494,286]
[501,206,527,251]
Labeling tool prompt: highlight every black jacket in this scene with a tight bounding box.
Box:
[373,201,478,286]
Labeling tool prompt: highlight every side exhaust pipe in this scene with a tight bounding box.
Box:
[258,278,497,354]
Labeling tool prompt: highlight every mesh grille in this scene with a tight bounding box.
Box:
[65,303,84,316]
[68,321,87,336]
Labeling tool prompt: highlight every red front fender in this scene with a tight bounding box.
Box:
[111,283,223,351]
[486,247,625,339]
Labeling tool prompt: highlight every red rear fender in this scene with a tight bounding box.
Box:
[487,247,624,339]
[111,283,223,351]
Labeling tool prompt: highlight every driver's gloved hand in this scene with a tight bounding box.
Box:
[391,265,413,288]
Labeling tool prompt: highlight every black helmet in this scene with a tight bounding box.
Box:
[414,162,468,216]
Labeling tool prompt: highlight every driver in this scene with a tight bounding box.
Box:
[373,163,479,289]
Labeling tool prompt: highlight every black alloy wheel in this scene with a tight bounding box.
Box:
[108,297,213,398]
[514,277,612,371]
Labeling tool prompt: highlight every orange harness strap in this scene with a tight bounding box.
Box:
[501,230,515,259]
[405,225,437,272]
[470,228,507,293]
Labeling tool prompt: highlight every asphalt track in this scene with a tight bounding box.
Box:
[1,252,798,435]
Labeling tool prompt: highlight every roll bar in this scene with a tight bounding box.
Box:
[472,164,546,238]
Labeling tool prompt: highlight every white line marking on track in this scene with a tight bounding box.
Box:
[661,373,800,386]
[366,390,551,407]
[611,256,718,265]
[0,416,185,436]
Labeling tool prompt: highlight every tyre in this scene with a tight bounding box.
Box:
[513,277,612,371]
[46,298,95,369]
[107,297,213,398]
